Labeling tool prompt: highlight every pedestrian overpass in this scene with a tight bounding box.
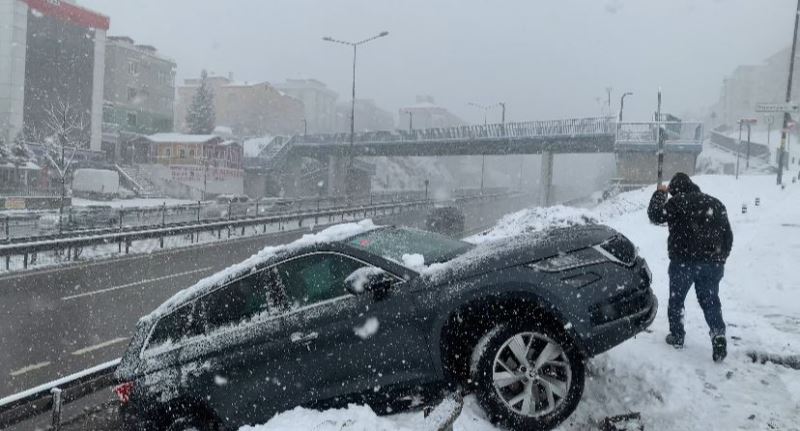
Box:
[247,116,704,204]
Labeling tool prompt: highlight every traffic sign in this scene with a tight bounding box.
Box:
[755,102,800,113]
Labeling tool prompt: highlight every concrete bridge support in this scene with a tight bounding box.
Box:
[326,155,349,196]
[540,151,554,206]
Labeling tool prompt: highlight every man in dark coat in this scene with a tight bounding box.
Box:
[648,173,733,362]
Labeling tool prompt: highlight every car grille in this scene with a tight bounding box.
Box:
[591,290,651,325]
[600,235,637,266]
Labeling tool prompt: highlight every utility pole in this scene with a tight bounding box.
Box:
[499,102,506,125]
[736,120,743,180]
[406,111,413,131]
[746,121,752,169]
[778,0,800,185]
[605,86,613,115]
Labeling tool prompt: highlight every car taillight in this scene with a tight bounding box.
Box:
[114,381,134,404]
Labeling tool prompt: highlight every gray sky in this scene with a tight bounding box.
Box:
[82,0,796,124]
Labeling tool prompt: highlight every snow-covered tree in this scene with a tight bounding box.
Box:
[0,135,9,162]
[186,70,216,134]
[10,133,32,166]
[42,101,86,228]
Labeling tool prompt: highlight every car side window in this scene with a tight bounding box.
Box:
[199,270,275,331]
[273,254,366,309]
[147,302,201,348]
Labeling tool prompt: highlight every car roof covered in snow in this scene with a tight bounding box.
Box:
[141,220,379,324]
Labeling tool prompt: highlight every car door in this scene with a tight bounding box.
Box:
[176,269,293,427]
[271,252,433,406]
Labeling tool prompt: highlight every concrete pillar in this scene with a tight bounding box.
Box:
[90,29,106,152]
[540,150,553,206]
[326,155,347,196]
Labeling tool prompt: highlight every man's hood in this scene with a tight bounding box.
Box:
[669,172,700,196]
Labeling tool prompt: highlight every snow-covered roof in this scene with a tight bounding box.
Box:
[146,133,220,144]
[145,133,227,144]
[0,161,40,170]
[142,220,378,324]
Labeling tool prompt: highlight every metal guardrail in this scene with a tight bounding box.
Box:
[0,191,515,271]
[0,188,495,242]
[0,359,119,430]
[709,130,771,159]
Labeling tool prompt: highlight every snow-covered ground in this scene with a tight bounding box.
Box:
[248,174,800,430]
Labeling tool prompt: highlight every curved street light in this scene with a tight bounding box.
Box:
[322,31,389,194]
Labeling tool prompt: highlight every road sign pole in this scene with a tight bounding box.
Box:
[778,0,800,185]
[656,89,664,186]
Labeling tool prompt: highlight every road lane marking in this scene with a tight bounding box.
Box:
[10,361,51,377]
[60,266,214,301]
[71,337,129,356]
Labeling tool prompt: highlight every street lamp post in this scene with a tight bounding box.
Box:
[322,31,389,195]
[618,92,633,122]
[468,102,506,192]
[406,110,413,131]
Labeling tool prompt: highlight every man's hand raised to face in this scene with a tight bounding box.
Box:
[657,184,669,193]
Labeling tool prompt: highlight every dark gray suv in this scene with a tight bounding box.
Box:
[114,223,656,431]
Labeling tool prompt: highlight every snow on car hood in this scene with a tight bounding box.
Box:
[141,219,379,325]
[421,224,618,282]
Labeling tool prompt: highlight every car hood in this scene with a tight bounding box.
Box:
[422,224,619,282]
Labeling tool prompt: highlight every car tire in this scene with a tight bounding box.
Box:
[471,322,585,430]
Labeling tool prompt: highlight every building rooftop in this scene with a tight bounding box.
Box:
[146,133,219,144]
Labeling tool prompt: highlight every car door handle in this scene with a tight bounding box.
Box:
[290,331,319,344]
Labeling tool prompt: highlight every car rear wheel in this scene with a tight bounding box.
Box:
[471,323,584,430]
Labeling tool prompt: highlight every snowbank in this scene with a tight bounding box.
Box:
[247,174,800,430]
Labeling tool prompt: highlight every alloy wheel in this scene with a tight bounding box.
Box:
[491,331,572,417]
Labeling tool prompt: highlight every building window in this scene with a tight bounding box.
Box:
[180,149,186,159]
[129,62,139,75]
[165,148,171,157]
[189,149,195,158]
[127,87,137,102]
[127,113,137,127]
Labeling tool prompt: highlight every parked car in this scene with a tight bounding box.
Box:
[201,194,252,219]
[114,223,656,431]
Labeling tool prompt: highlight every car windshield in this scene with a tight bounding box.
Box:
[347,228,473,265]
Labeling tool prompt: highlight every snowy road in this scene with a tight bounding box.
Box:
[250,175,800,431]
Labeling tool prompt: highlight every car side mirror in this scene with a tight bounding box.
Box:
[345,267,393,296]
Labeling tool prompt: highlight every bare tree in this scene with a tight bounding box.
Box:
[41,101,88,232]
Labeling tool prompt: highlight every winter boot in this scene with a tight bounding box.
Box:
[665,333,684,349]
[712,335,727,362]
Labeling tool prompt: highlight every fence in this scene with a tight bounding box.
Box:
[0,191,516,271]
[292,117,615,146]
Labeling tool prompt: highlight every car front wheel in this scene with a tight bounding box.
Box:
[471,323,585,430]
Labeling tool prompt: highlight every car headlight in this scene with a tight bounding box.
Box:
[528,247,609,272]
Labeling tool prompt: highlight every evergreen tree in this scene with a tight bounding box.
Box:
[0,135,9,162]
[11,133,31,166]
[186,70,216,134]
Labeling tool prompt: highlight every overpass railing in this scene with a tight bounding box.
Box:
[616,121,704,150]
[293,117,615,146]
